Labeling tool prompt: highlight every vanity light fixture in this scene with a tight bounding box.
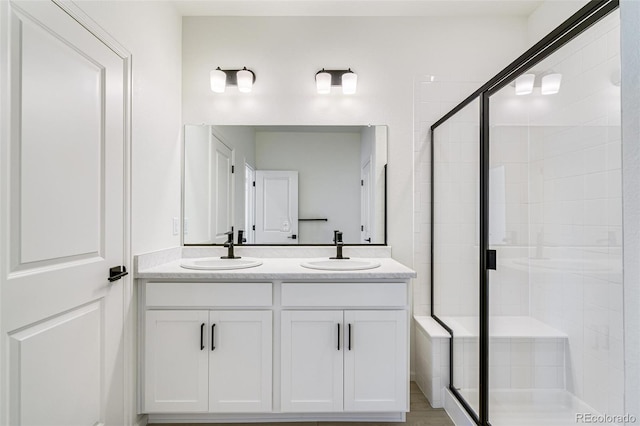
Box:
[315,68,358,94]
[210,66,256,93]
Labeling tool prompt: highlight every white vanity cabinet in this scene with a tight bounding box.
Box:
[281,310,407,413]
[141,282,273,414]
[136,256,416,424]
[280,282,409,413]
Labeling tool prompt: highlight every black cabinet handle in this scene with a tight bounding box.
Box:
[348,323,352,351]
[200,323,205,350]
[211,324,216,351]
[337,323,340,350]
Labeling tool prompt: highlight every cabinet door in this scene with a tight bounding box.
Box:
[209,310,272,412]
[144,310,209,412]
[281,311,343,412]
[343,310,408,412]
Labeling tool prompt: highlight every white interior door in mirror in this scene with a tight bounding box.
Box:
[212,135,233,243]
[360,159,372,244]
[255,170,298,244]
[2,1,127,424]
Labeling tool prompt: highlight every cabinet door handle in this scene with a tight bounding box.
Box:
[348,323,352,351]
[200,323,205,351]
[337,323,340,350]
[211,324,216,351]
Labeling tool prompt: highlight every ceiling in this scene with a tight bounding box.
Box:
[173,0,544,17]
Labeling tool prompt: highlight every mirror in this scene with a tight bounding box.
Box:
[183,125,387,245]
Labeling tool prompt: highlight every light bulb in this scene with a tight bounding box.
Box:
[515,73,535,96]
[541,73,562,95]
[316,70,331,94]
[237,68,253,93]
[342,70,357,95]
[210,68,226,93]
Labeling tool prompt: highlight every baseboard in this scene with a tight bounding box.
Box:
[148,412,406,423]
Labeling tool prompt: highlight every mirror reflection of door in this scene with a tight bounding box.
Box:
[255,171,299,244]
[212,136,233,244]
[361,158,372,243]
[245,164,256,243]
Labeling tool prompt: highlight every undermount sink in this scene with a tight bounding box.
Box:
[300,259,381,271]
[180,257,263,270]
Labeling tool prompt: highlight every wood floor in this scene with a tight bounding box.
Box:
[150,382,455,426]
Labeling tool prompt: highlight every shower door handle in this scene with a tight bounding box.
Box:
[487,250,497,270]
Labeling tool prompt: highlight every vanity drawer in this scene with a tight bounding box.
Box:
[145,282,272,307]
[281,282,407,307]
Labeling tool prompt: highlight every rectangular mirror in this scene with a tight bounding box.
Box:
[183,125,387,245]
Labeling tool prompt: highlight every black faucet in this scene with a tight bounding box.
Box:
[237,229,246,245]
[330,231,350,260]
[221,231,241,259]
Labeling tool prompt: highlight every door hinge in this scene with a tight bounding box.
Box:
[361,225,364,231]
[487,250,497,270]
[252,225,255,231]
[361,179,364,186]
[231,165,235,173]
[253,181,255,187]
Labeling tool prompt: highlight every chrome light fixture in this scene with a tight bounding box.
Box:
[210,66,256,93]
[315,68,358,94]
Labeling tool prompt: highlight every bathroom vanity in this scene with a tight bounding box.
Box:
[135,249,416,423]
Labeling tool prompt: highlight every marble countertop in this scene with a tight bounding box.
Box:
[136,256,417,280]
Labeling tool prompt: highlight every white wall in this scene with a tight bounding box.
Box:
[184,125,212,243]
[527,0,589,45]
[182,15,527,268]
[255,130,361,243]
[77,1,182,255]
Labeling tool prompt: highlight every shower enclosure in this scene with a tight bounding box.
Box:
[430,1,622,425]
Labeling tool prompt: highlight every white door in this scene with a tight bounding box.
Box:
[361,159,372,243]
[209,310,272,412]
[343,310,408,412]
[144,310,209,413]
[211,135,233,243]
[244,164,256,243]
[281,311,343,412]
[255,170,298,244]
[1,2,128,425]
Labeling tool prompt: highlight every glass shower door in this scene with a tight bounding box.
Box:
[432,98,481,419]
[487,10,623,425]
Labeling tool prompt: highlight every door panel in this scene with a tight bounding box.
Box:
[9,303,102,426]
[212,135,232,243]
[255,170,298,244]
[144,310,209,413]
[209,310,272,412]
[1,1,127,424]
[343,310,407,412]
[281,310,343,412]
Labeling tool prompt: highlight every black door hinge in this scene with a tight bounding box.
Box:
[253,181,255,187]
[252,225,255,231]
[231,165,235,173]
[361,180,364,186]
[361,225,364,231]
